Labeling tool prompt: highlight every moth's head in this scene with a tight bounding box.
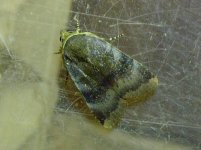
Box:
[59,30,74,44]
[61,29,90,67]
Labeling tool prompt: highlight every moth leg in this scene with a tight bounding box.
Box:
[64,73,69,84]
[54,47,62,54]
[54,45,66,67]
[109,33,124,42]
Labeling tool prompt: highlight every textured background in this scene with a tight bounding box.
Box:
[0,0,200,150]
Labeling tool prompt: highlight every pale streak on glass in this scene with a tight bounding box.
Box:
[0,0,71,150]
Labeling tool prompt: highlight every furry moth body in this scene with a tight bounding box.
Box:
[59,23,158,128]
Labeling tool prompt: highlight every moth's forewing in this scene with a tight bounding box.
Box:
[63,33,158,128]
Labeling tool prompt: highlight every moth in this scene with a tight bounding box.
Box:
[58,19,158,128]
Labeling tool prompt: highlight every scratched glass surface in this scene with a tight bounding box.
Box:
[56,0,201,149]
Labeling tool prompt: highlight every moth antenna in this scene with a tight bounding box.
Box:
[109,33,124,42]
[73,15,80,33]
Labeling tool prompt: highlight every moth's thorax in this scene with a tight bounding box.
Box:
[63,33,118,75]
